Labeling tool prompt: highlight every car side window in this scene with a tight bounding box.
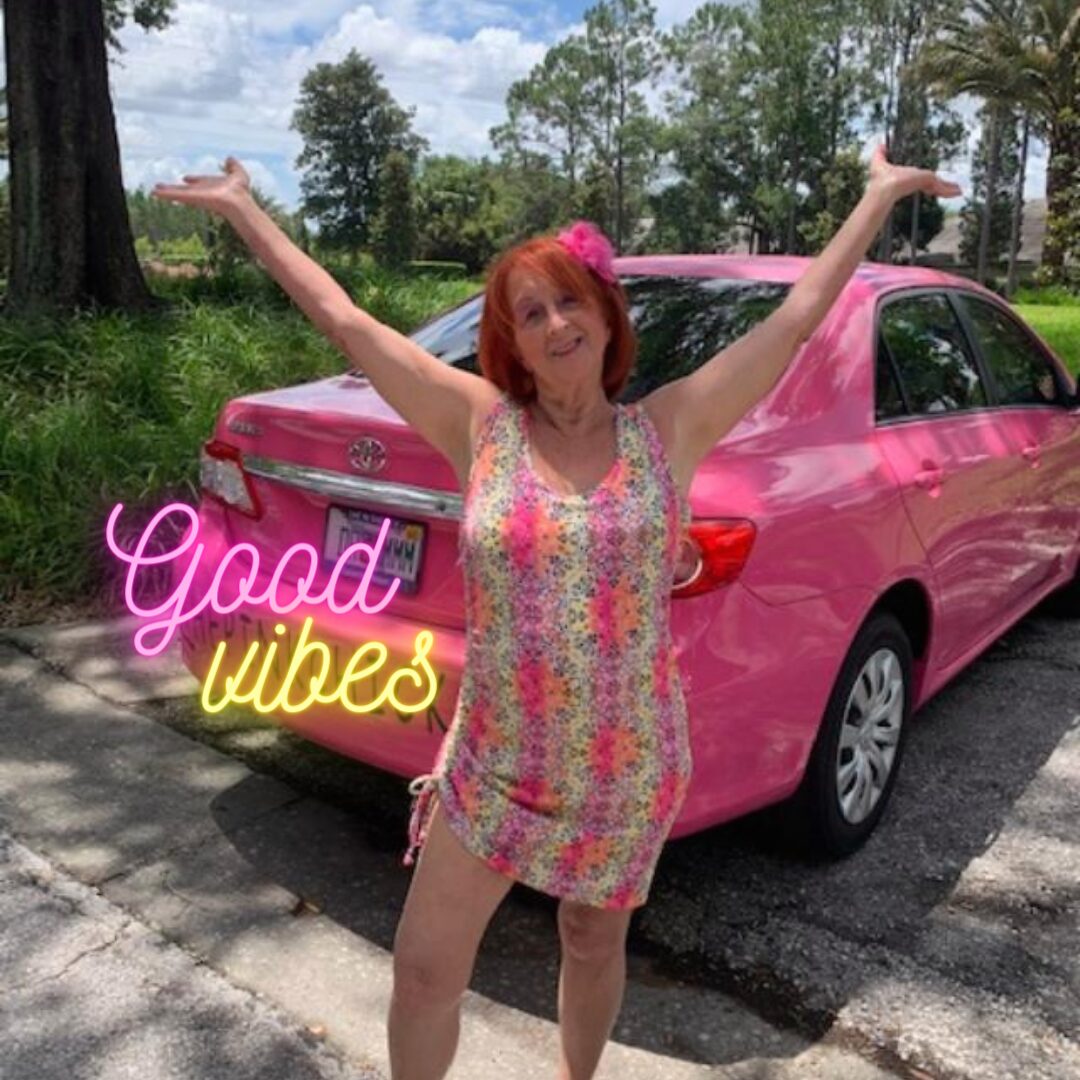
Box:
[957,295,1065,407]
[875,332,907,421]
[879,293,988,415]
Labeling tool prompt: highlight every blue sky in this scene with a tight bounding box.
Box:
[5,1,1051,216]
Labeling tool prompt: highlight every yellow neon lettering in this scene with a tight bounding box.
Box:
[198,623,440,717]
[201,640,235,713]
[226,624,284,708]
[268,616,332,713]
[379,630,438,713]
[205,639,262,711]
[336,641,390,713]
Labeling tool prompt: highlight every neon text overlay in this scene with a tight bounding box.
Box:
[106,502,401,658]
[201,616,438,715]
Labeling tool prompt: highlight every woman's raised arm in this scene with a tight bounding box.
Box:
[643,144,963,467]
[152,158,495,476]
[155,158,361,341]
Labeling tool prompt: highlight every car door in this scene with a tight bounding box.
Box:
[873,289,1037,669]
[952,290,1080,590]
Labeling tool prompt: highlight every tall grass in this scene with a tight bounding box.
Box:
[1,267,479,618]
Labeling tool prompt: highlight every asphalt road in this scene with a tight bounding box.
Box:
[1,598,1078,1079]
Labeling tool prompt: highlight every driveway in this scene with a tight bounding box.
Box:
[1,600,1077,1079]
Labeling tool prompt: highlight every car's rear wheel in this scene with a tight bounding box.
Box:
[787,610,913,857]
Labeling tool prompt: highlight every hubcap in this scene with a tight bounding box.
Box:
[834,648,904,825]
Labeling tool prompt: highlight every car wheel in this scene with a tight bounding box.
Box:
[788,610,913,857]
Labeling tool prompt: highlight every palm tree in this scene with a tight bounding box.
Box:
[916,0,1080,287]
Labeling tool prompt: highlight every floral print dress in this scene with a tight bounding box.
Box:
[403,392,693,910]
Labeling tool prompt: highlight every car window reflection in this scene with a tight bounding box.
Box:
[408,277,792,401]
[959,295,1064,407]
[880,294,988,415]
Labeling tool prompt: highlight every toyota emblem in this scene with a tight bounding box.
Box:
[348,437,388,473]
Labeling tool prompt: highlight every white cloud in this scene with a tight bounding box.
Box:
[109,0,550,210]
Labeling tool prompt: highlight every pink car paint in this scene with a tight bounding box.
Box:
[173,256,1080,840]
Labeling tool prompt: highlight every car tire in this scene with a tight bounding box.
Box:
[785,610,913,858]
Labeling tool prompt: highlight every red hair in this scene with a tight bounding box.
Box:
[478,234,635,404]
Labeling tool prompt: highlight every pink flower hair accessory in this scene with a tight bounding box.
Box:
[556,220,617,285]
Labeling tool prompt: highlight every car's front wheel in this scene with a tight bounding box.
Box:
[788,610,913,857]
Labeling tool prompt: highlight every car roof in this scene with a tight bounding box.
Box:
[613,254,995,298]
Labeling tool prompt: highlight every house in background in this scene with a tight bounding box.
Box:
[712,199,1045,280]
[921,198,1046,274]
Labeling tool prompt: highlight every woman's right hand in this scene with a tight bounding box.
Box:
[152,155,252,217]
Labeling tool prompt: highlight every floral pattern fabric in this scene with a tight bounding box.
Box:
[403,392,693,910]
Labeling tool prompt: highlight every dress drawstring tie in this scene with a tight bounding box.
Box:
[403,773,440,868]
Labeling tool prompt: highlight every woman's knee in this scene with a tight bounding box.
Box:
[556,900,632,964]
[391,939,471,1011]
[390,804,513,1009]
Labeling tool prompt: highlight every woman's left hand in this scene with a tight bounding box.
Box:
[868,142,962,202]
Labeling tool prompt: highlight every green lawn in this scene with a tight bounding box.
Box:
[1013,304,1080,377]
[0,267,478,620]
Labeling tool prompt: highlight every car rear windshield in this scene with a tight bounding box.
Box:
[408,276,792,401]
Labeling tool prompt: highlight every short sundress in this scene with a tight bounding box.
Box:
[402,392,693,910]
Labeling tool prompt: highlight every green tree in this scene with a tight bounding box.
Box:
[491,35,592,216]
[958,102,1022,273]
[660,2,756,251]
[865,0,966,262]
[798,147,869,253]
[4,0,175,314]
[371,151,417,269]
[582,0,663,251]
[415,155,508,271]
[660,0,880,256]
[291,49,428,254]
[207,187,294,276]
[914,0,1032,282]
[916,0,1080,285]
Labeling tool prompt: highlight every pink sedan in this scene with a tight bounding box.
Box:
[178,255,1080,856]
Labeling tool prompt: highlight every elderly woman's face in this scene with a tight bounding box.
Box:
[506,268,611,393]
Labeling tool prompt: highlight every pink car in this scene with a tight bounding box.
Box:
[178,255,1080,856]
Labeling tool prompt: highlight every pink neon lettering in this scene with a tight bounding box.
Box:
[105,502,401,657]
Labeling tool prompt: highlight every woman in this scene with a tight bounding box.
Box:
[153,146,960,1080]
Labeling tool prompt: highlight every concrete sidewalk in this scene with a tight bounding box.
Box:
[1,830,379,1080]
[0,625,894,1080]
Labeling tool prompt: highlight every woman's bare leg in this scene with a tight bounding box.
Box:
[389,800,514,1080]
[554,899,633,1080]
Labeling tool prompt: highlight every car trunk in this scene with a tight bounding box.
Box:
[213,373,469,631]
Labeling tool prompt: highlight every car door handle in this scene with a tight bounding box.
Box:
[914,467,944,490]
[1021,445,1041,466]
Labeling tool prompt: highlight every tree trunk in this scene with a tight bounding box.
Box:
[977,105,1002,286]
[4,0,155,315]
[1005,111,1030,299]
[1040,107,1080,282]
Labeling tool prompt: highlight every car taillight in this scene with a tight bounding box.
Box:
[200,440,261,518]
[672,519,757,598]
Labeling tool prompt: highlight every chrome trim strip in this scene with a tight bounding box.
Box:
[243,455,464,520]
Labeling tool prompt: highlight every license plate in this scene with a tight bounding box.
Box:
[323,506,426,594]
